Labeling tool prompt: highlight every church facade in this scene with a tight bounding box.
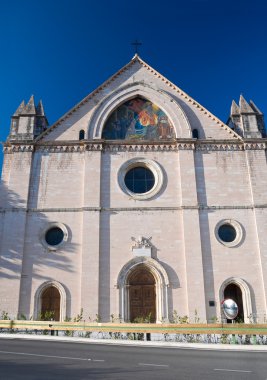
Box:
[1,55,267,323]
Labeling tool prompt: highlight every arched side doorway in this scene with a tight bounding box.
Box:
[117,257,170,323]
[34,281,67,321]
[224,283,244,322]
[41,286,60,321]
[219,278,252,323]
[128,267,156,322]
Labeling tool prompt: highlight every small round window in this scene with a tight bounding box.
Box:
[125,166,155,194]
[118,158,164,200]
[41,223,68,250]
[215,220,243,247]
[218,224,236,243]
[45,227,64,246]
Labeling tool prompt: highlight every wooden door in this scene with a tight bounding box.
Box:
[129,268,156,322]
[41,286,60,321]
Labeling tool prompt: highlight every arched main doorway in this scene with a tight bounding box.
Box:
[224,283,244,322]
[128,267,156,322]
[41,286,61,321]
[117,257,170,323]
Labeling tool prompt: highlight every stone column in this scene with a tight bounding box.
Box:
[179,147,207,322]
[80,148,102,320]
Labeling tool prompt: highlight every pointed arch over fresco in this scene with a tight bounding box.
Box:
[117,256,170,323]
[102,97,175,140]
[88,83,191,139]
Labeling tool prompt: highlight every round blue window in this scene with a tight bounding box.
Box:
[45,227,64,246]
[218,224,236,243]
[124,167,155,194]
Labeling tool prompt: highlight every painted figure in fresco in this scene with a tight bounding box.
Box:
[126,98,154,139]
[102,97,175,140]
[158,114,174,139]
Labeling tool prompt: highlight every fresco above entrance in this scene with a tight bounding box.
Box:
[102,97,175,140]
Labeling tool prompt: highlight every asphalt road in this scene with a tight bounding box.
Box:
[0,339,266,379]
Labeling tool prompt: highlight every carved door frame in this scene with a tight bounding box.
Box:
[219,278,252,323]
[117,257,170,323]
[34,280,67,321]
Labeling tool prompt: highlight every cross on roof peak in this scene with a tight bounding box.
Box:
[131,40,142,54]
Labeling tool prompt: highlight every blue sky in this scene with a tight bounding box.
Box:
[0,0,266,170]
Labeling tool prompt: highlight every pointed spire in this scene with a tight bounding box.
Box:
[21,95,36,115]
[249,100,263,115]
[231,100,240,116]
[13,100,25,116]
[36,99,45,116]
[239,95,254,113]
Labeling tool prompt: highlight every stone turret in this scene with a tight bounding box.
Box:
[227,95,265,138]
[9,96,48,141]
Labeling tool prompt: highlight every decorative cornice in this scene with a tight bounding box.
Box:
[3,144,34,153]
[3,140,267,154]
[36,145,85,153]
[244,142,266,150]
[103,143,180,152]
[195,143,244,151]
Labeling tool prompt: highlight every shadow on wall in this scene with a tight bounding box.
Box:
[193,151,216,322]
[0,180,77,280]
[159,261,180,320]
[0,181,78,324]
[0,180,78,318]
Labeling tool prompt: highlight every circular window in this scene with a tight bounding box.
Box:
[41,223,68,250]
[125,167,155,194]
[215,220,243,247]
[218,224,236,243]
[118,158,163,200]
[45,227,64,246]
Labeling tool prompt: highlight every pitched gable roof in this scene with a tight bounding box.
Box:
[37,55,241,141]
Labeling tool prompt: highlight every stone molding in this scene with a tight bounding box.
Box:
[116,256,170,322]
[33,280,67,321]
[88,82,191,139]
[3,145,34,153]
[195,144,243,151]
[117,158,164,200]
[40,222,69,251]
[219,277,253,323]
[244,142,266,150]
[215,219,244,248]
[2,204,267,213]
[3,140,267,154]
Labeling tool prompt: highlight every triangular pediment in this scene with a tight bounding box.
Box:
[37,55,241,142]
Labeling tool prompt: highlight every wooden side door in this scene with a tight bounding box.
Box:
[41,286,60,321]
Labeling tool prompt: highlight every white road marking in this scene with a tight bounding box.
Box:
[214,368,252,373]
[93,359,105,362]
[138,363,168,367]
[0,350,94,361]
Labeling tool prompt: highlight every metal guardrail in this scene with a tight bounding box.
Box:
[0,320,267,335]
